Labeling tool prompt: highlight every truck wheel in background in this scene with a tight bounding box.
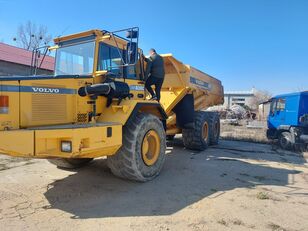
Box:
[182,111,211,150]
[208,112,220,145]
[107,113,166,182]
[48,158,93,169]
[279,131,293,150]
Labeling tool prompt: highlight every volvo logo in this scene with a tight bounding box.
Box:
[32,87,60,93]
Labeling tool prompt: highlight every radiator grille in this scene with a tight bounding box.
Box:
[32,94,67,122]
[77,113,88,123]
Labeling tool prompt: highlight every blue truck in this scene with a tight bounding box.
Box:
[267,91,308,151]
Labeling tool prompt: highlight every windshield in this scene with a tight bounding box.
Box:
[55,41,95,75]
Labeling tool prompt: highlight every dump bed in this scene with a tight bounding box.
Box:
[160,54,224,135]
[160,54,224,114]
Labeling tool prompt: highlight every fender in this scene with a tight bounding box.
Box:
[126,102,167,125]
[277,125,291,131]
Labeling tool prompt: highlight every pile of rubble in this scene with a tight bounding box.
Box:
[207,105,257,126]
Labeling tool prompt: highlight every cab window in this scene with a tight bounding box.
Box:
[276,98,286,111]
[97,43,138,79]
[97,43,123,77]
[270,99,277,115]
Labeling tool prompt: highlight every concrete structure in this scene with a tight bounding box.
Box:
[223,88,255,109]
[0,42,54,76]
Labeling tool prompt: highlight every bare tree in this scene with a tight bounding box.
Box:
[248,89,272,110]
[13,21,52,50]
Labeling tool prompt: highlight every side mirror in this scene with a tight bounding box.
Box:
[126,30,138,39]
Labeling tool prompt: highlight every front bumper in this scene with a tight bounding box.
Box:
[0,123,122,158]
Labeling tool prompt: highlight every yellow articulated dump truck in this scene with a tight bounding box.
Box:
[0,27,223,181]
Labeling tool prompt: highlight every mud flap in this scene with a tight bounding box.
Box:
[172,94,194,129]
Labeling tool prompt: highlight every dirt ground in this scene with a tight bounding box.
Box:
[0,138,308,231]
[220,121,269,143]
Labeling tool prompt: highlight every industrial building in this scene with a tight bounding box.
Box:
[0,42,54,76]
[223,88,256,109]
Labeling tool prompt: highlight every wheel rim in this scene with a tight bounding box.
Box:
[202,122,209,141]
[280,135,289,148]
[142,130,161,166]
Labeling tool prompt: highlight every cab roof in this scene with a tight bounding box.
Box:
[54,29,103,44]
[273,91,308,99]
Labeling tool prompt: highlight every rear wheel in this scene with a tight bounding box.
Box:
[107,113,166,182]
[182,111,211,150]
[48,158,93,169]
[279,131,293,150]
[208,112,220,145]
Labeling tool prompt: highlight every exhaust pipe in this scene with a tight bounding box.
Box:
[78,81,131,107]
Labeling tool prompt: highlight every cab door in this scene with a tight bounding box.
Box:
[96,42,146,100]
[269,98,286,128]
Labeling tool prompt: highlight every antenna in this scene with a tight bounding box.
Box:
[57,26,70,38]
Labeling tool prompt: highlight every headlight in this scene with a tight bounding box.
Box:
[61,141,72,153]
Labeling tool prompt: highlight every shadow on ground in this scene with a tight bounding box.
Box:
[44,139,305,219]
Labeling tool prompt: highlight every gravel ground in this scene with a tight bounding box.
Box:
[221,121,270,143]
[0,138,308,231]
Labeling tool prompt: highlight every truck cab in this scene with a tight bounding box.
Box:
[267,91,308,151]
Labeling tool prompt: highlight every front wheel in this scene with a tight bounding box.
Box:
[279,131,293,150]
[107,113,166,182]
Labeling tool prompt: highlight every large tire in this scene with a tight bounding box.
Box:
[48,158,93,169]
[107,113,166,182]
[208,112,220,145]
[279,131,293,150]
[182,111,211,150]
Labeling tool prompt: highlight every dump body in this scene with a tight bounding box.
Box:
[161,55,224,135]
